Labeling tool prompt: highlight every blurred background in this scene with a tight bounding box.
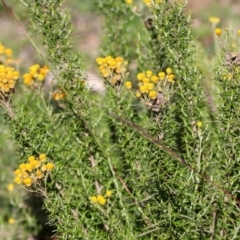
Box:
[0,0,239,239]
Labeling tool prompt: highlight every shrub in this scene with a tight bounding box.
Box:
[1,0,240,239]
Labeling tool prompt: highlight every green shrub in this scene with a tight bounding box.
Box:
[1,0,240,239]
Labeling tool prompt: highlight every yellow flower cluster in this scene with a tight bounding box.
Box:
[0,42,13,65]
[125,68,175,113]
[127,68,174,97]
[96,56,128,86]
[144,0,162,7]
[0,65,19,95]
[90,190,112,206]
[23,64,49,86]
[14,154,54,187]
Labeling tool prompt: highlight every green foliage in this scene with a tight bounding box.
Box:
[1,0,240,239]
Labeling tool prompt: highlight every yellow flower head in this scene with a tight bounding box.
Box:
[23,73,33,86]
[208,17,220,24]
[25,163,34,172]
[149,90,157,100]
[106,190,112,197]
[28,156,35,162]
[142,77,150,83]
[41,164,47,172]
[137,73,145,81]
[215,28,222,37]
[96,57,105,65]
[14,176,22,185]
[158,71,166,80]
[90,196,98,203]
[115,57,123,63]
[8,218,15,224]
[23,177,32,187]
[7,183,14,191]
[4,48,12,58]
[30,160,41,169]
[151,75,159,83]
[36,170,44,179]
[96,195,107,205]
[146,70,152,78]
[46,162,54,171]
[166,68,172,75]
[124,81,132,89]
[14,169,21,176]
[139,84,149,93]
[135,91,141,98]
[197,121,203,128]
[19,163,26,171]
[39,153,47,162]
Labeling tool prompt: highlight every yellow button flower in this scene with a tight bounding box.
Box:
[142,77,150,83]
[106,190,112,197]
[14,176,22,184]
[96,195,107,205]
[158,71,166,80]
[137,73,145,81]
[124,81,132,89]
[23,73,33,85]
[19,163,26,171]
[146,70,152,78]
[8,218,15,224]
[39,154,47,162]
[115,57,123,63]
[208,17,220,24]
[23,177,32,187]
[37,73,45,81]
[25,163,33,172]
[90,196,98,203]
[21,172,29,179]
[215,28,222,37]
[7,183,14,191]
[28,156,35,162]
[96,57,105,65]
[149,90,157,100]
[197,121,203,128]
[135,91,141,98]
[41,164,47,172]
[139,85,148,93]
[4,48,12,57]
[14,169,21,176]
[46,162,54,171]
[151,75,159,83]
[36,170,44,179]
[30,160,41,169]
[147,83,154,90]
[166,68,172,74]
